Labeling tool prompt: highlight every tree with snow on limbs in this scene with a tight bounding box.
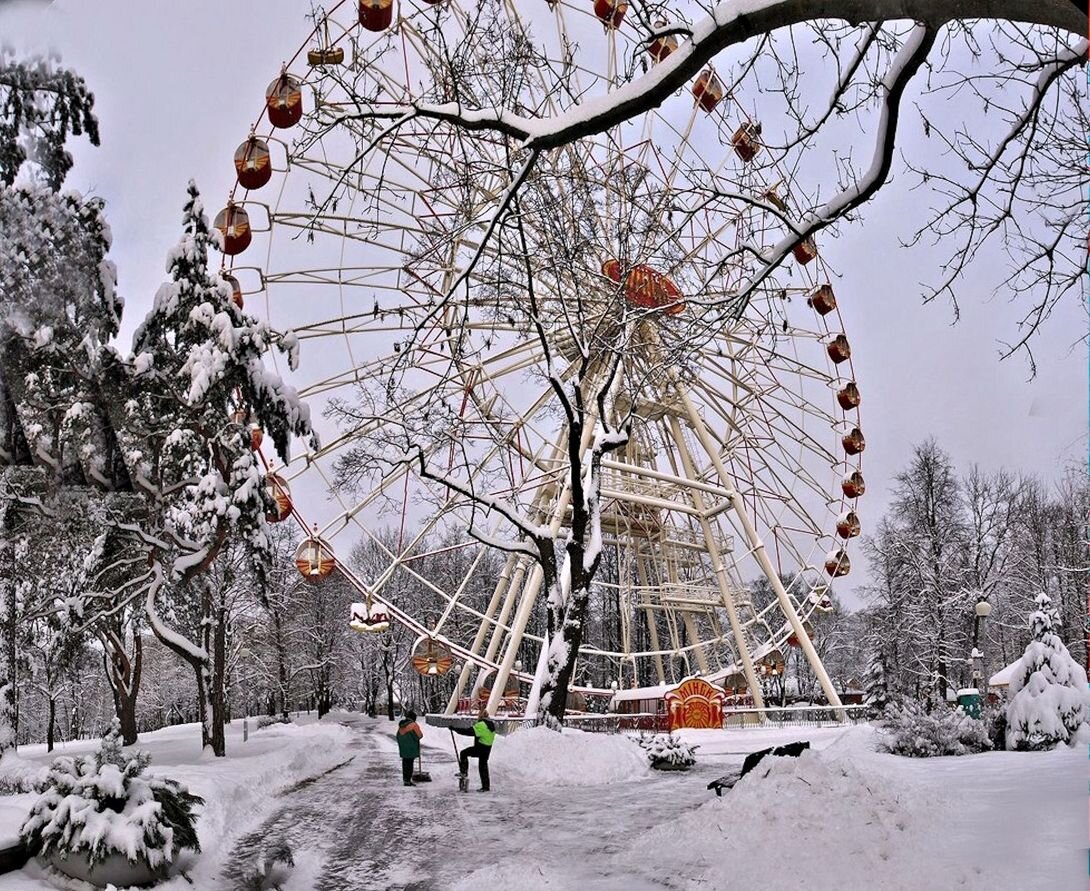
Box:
[1005,591,1089,751]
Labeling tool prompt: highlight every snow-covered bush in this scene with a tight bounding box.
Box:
[981,705,1008,751]
[639,734,698,770]
[0,754,44,794]
[20,720,203,878]
[239,840,295,891]
[878,703,991,757]
[255,715,292,731]
[1006,592,1090,751]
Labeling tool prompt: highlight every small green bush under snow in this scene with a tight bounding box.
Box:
[640,734,698,769]
[20,719,203,879]
[878,703,991,757]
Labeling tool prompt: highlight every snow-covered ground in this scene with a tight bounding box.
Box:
[0,716,1083,889]
[0,712,355,890]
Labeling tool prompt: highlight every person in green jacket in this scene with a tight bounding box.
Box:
[396,710,423,786]
[454,707,496,792]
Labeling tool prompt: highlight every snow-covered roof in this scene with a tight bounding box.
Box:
[609,676,734,702]
[989,660,1023,687]
[611,681,677,702]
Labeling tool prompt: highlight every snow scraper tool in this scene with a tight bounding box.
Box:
[413,754,431,783]
[450,729,468,792]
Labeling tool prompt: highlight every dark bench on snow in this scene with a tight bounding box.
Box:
[707,741,810,796]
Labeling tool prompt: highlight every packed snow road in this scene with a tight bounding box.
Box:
[220,715,731,890]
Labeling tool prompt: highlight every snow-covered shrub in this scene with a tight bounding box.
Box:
[239,840,294,891]
[639,734,698,770]
[878,703,991,757]
[1005,592,1090,751]
[0,754,44,794]
[21,720,203,878]
[255,715,292,731]
[981,704,1008,751]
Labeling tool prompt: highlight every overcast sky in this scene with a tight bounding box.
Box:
[3,0,1086,610]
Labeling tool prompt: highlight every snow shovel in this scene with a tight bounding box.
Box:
[413,753,431,783]
[450,728,468,792]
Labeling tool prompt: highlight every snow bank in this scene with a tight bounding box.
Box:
[623,726,1084,889]
[489,727,649,786]
[157,720,353,888]
[628,728,970,890]
[0,715,355,890]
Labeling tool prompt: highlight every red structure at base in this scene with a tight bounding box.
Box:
[664,678,725,730]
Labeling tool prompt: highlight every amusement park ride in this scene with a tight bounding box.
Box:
[215,0,865,725]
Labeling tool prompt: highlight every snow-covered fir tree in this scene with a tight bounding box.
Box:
[110,180,314,755]
[864,650,890,720]
[0,46,99,191]
[1005,591,1089,751]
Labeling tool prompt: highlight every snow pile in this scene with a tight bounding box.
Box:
[489,727,649,786]
[164,718,354,885]
[0,715,354,890]
[1006,592,1089,750]
[628,728,989,890]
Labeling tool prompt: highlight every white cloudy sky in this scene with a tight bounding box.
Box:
[3,0,1085,609]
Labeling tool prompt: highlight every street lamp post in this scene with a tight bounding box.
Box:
[971,599,992,689]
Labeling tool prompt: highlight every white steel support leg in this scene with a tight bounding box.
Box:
[678,389,847,720]
[446,552,519,713]
[471,561,528,698]
[485,563,544,715]
[667,416,765,713]
[524,631,550,718]
[681,612,710,675]
[663,546,711,675]
[635,552,666,685]
[484,483,575,716]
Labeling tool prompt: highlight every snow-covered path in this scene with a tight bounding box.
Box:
[221,715,461,889]
[244,719,1086,891]
[222,716,731,890]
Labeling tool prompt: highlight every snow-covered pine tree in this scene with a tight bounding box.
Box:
[864,650,890,719]
[1005,591,1090,751]
[112,180,315,755]
[0,46,99,191]
[0,51,116,480]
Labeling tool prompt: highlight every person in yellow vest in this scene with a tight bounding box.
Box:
[454,707,496,792]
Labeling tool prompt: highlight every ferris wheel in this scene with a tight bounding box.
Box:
[215,0,866,716]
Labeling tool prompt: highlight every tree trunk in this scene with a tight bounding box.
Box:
[208,601,228,757]
[103,632,142,746]
[46,697,55,753]
[192,662,211,751]
[541,582,592,727]
[272,611,290,722]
